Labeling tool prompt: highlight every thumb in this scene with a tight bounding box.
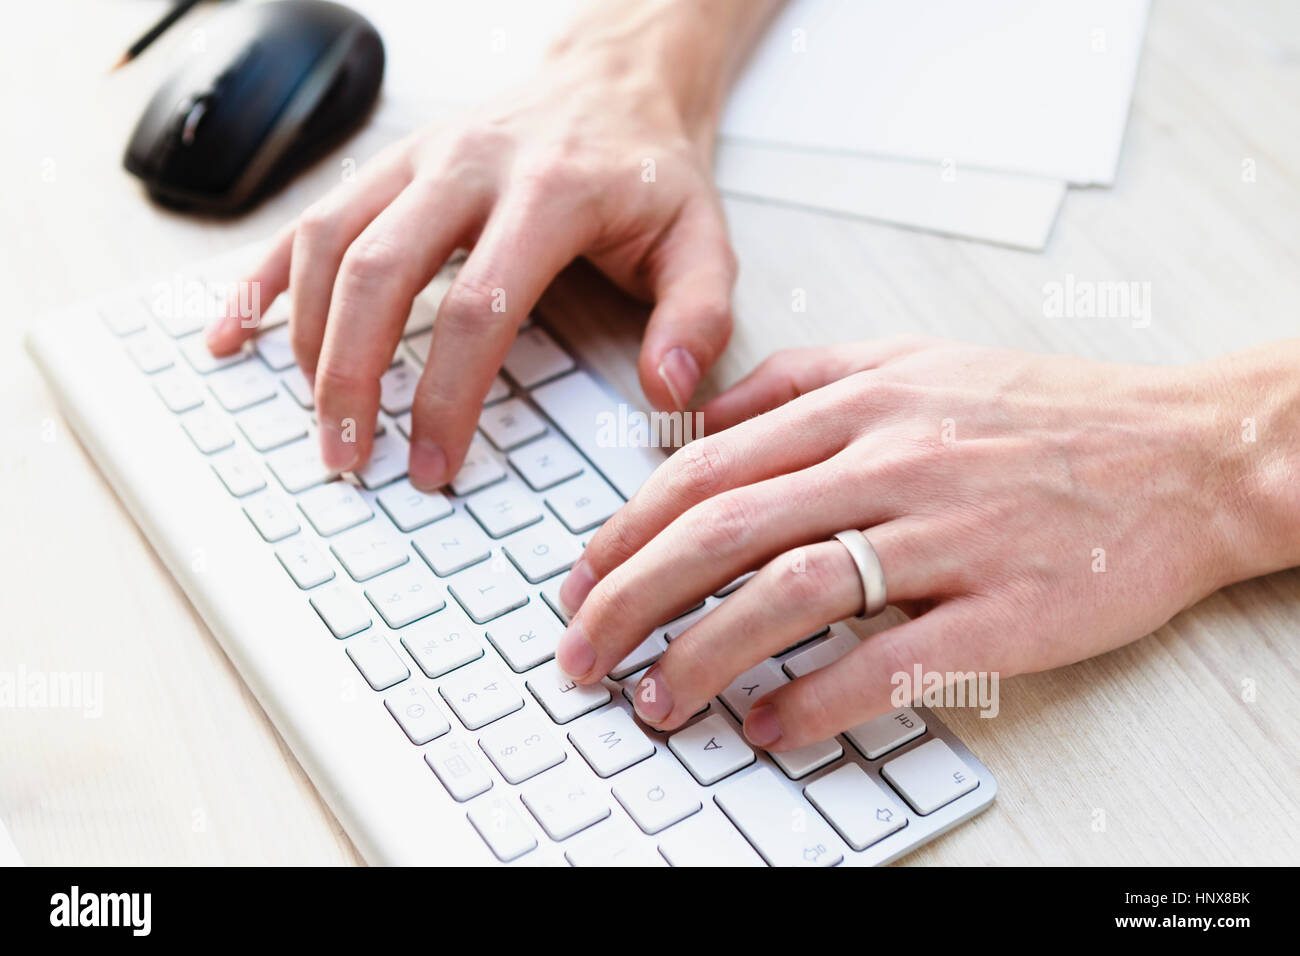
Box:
[637,199,737,412]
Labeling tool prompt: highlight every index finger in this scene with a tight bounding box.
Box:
[406,185,593,490]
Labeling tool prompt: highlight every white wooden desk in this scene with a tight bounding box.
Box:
[2,0,1297,864]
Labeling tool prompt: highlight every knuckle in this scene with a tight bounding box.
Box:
[339,234,401,286]
[673,438,728,501]
[294,202,336,248]
[780,547,843,604]
[589,516,641,572]
[694,492,752,558]
[445,124,509,164]
[437,275,502,329]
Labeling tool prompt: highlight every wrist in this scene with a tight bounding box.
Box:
[547,0,780,149]
[1195,341,1300,585]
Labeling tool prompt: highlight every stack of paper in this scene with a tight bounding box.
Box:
[353,0,1149,249]
[716,0,1149,247]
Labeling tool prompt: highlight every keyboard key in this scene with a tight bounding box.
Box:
[782,631,859,679]
[660,602,712,641]
[242,492,300,543]
[447,559,529,624]
[502,518,582,583]
[508,434,585,491]
[468,796,537,863]
[123,328,174,373]
[180,406,234,454]
[568,707,655,778]
[403,329,433,365]
[281,367,315,409]
[771,738,843,781]
[478,712,567,784]
[525,660,611,724]
[265,437,335,493]
[152,369,204,412]
[412,513,491,576]
[609,634,665,680]
[383,684,450,744]
[714,572,754,597]
[502,326,575,388]
[425,737,493,802]
[530,370,665,500]
[439,661,524,730]
[880,738,978,815]
[668,713,755,785]
[234,395,308,451]
[484,375,510,405]
[345,632,410,690]
[803,763,907,851]
[720,660,786,719]
[150,287,216,338]
[364,561,446,628]
[479,398,547,451]
[275,537,335,589]
[309,583,372,638]
[845,707,927,760]
[178,335,248,374]
[296,481,373,537]
[521,767,611,841]
[330,523,409,581]
[207,361,278,412]
[211,450,266,497]
[612,758,702,835]
[466,478,543,538]
[375,480,451,535]
[99,295,149,336]
[448,434,508,496]
[486,600,564,672]
[657,808,765,867]
[379,360,419,416]
[403,295,437,339]
[713,768,845,867]
[394,411,413,438]
[354,429,409,490]
[545,472,623,534]
[538,572,572,624]
[400,608,483,678]
[254,324,296,371]
[564,822,665,867]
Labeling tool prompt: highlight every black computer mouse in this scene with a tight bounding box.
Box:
[124,0,384,214]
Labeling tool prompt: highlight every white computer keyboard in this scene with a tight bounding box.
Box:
[26,246,995,866]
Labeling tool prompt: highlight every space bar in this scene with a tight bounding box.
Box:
[529,370,667,500]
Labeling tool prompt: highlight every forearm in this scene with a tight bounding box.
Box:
[1202,339,1300,584]
[548,0,784,147]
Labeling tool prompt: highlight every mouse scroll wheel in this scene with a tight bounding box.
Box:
[180,96,212,146]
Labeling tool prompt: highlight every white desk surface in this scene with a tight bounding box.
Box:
[2,0,1297,865]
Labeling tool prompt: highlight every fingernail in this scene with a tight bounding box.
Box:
[556,619,597,681]
[744,704,782,748]
[409,439,447,490]
[559,559,597,616]
[657,347,700,411]
[320,421,357,471]
[633,668,673,724]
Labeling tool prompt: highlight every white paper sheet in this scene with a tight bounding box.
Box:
[721,0,1149,185]
[715,140,1065,249]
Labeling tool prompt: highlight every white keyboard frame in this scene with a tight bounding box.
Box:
[26,245,996,866]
